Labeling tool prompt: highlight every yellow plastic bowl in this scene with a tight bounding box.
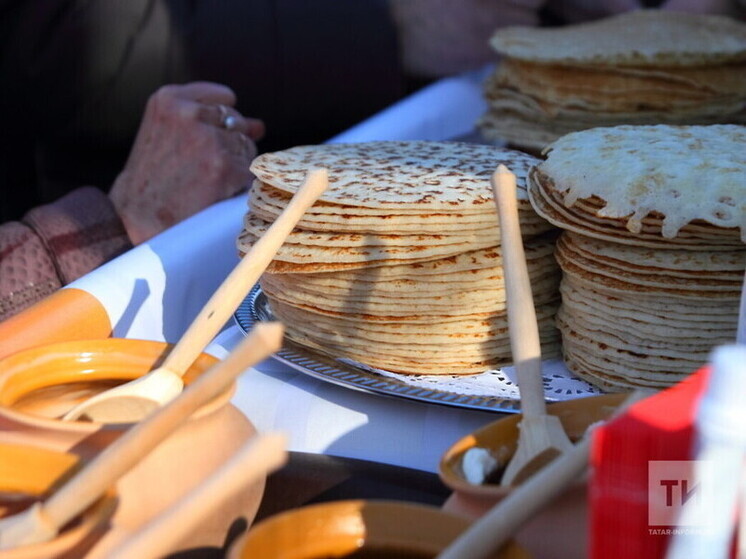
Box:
[0,338,224,423]
[0,442,116,559]
[0,338,263,552]
[228,500,531,558]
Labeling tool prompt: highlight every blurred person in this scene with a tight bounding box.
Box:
[2,0,741,225]
[0,81,264,321]
[389,0,745,85]
[0,0,403,220]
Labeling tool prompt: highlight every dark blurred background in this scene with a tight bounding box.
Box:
[0,0,404,221]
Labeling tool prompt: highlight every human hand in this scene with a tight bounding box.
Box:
[109,82,265,245]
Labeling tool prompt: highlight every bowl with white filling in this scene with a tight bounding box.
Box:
[438,394,627,517]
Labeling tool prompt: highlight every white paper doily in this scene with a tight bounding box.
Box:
[344,358,603,402]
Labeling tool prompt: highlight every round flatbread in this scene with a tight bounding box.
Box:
[533,124,746,241]
[489,10,746,67]
[250,141,540,210]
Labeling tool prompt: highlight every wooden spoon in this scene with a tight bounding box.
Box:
[63,168,328,423]
[0,322,284,550]
[491,164,572,487]
[437,391,647,559]
[101,433,288,559]
[439,429,592,559]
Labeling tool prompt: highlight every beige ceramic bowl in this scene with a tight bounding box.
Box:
[439,394,627,517]
[0,442,117,559]
[228,499,531,558]
[0,338,264,552]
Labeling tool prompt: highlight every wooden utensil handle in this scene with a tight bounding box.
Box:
[437,391,648,559]
[492,165,546,419]
[438,436,590,559]
[105,433,288,559]
[163,168,328,375]
[41,322,284,532]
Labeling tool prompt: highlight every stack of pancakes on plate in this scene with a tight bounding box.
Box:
[239,140,560,374]
[479,10,746,154]
[528,124,746,391]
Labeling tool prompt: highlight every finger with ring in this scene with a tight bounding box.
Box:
[217,104,238,130]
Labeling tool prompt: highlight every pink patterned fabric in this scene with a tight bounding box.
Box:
[0,187,132,320]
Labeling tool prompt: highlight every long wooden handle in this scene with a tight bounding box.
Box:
[105,433,288,559]
[491,165,545,419]
[163,168,328,375]
[40,322,284,533]
[437,391,648,559]
[438,435,590,559]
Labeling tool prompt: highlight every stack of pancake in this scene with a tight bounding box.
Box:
[479,10,746,154]
[239,140,560,375]
[528,124,746,391]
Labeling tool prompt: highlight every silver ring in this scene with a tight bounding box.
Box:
[218,104,238,130]
[224,115,238,130]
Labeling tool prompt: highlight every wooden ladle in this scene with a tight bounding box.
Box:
[63,168,329,423]
[491,164,572,487]
[0,322,284,550]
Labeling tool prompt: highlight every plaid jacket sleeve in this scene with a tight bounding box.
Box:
[0,187,133,320]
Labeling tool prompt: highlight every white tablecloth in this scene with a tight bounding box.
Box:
[70,67,501,473]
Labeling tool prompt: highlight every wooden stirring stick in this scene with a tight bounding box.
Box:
[102,433,288,559]
[0,322,283,550]
[440,434,592,559]
[437,391,648,559]
[491,164,572,486]
[63,168,328,423]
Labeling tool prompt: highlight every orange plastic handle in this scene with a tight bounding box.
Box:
[0,288,111,360]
